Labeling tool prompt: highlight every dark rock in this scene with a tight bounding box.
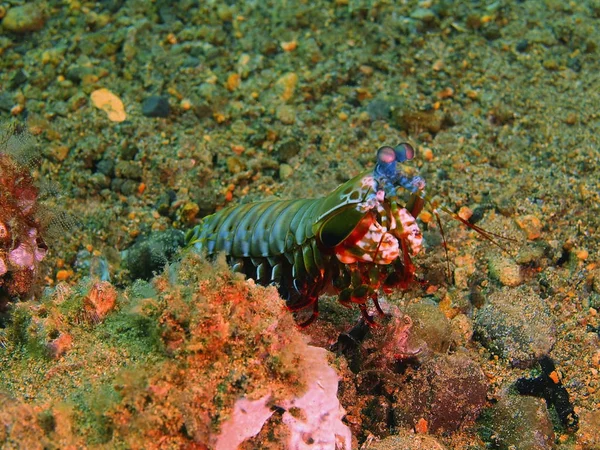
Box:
[155,191,175,217]
[119,179,138,196]
[114,160,142,180]
[393,353,488,433]
[474,287,555,368]
[0,92,13,112]
[482,23,501,40]
[516,39,529,52]
[100,0,125,13]
[141,96,170,118]
[120,144,138,161]
[110,178,124,193]
[362,396,392,437]
[183,56,200,68]
[65,65,95,84]
[514,356,578,430]
[9,69,28,89]
[95,159,115,177]
[275,138,301,163]
[567,57,582,72]
[123,229,185,281]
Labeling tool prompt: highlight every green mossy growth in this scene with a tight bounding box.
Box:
[3,304,49,359]
[0,252,317,447]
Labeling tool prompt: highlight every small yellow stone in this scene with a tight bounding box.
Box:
[90,88,126,122]
[225,73,241,91]
[276,72,298,101]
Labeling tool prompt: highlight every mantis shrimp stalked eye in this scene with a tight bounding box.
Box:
[186,143,493,326]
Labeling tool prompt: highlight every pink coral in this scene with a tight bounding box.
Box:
[214,345,352,450]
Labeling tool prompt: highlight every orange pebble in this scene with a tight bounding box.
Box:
[415,417,428,434]
[437,87,454,99]
[458,206,473,221]
[231,144,245,155]
[180,98,192,110]
[422,147,434,161]
[420,211,433,224]
[56,270,70,281]
[226,73,241,91]
[90,88,126,122]
[137,182,146,194]
[281,40,297,52]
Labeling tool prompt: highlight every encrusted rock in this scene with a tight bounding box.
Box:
[474,287,556,368]
[404,300,453,354]
[480,395,555,450]
[393,353,487,433]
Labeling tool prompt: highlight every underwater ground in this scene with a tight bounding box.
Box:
[1,0,599,449]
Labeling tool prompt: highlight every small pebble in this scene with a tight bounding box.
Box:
[142,95,170,118]
[225,73,240,91]
[47,333,73,359]
[276,104,296,124]
[226,156,246,174]
[366,99,391,121]
[543,59,559,71]
[410,8,436,23]
[564,112,578,125]
[276,72,298,101]
[515,214,542,240]
[422,147,434,161]
[488,254,522,287]
[2,4,46,33]
[91,88,127,122]
[457,206,473,221]
[275,138,301,163]
[279,163,293,180]
[179,202,200,226]
[516,39,529,52]
[405,300,453,354]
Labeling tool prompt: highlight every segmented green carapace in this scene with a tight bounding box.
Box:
[186,144,427,326]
